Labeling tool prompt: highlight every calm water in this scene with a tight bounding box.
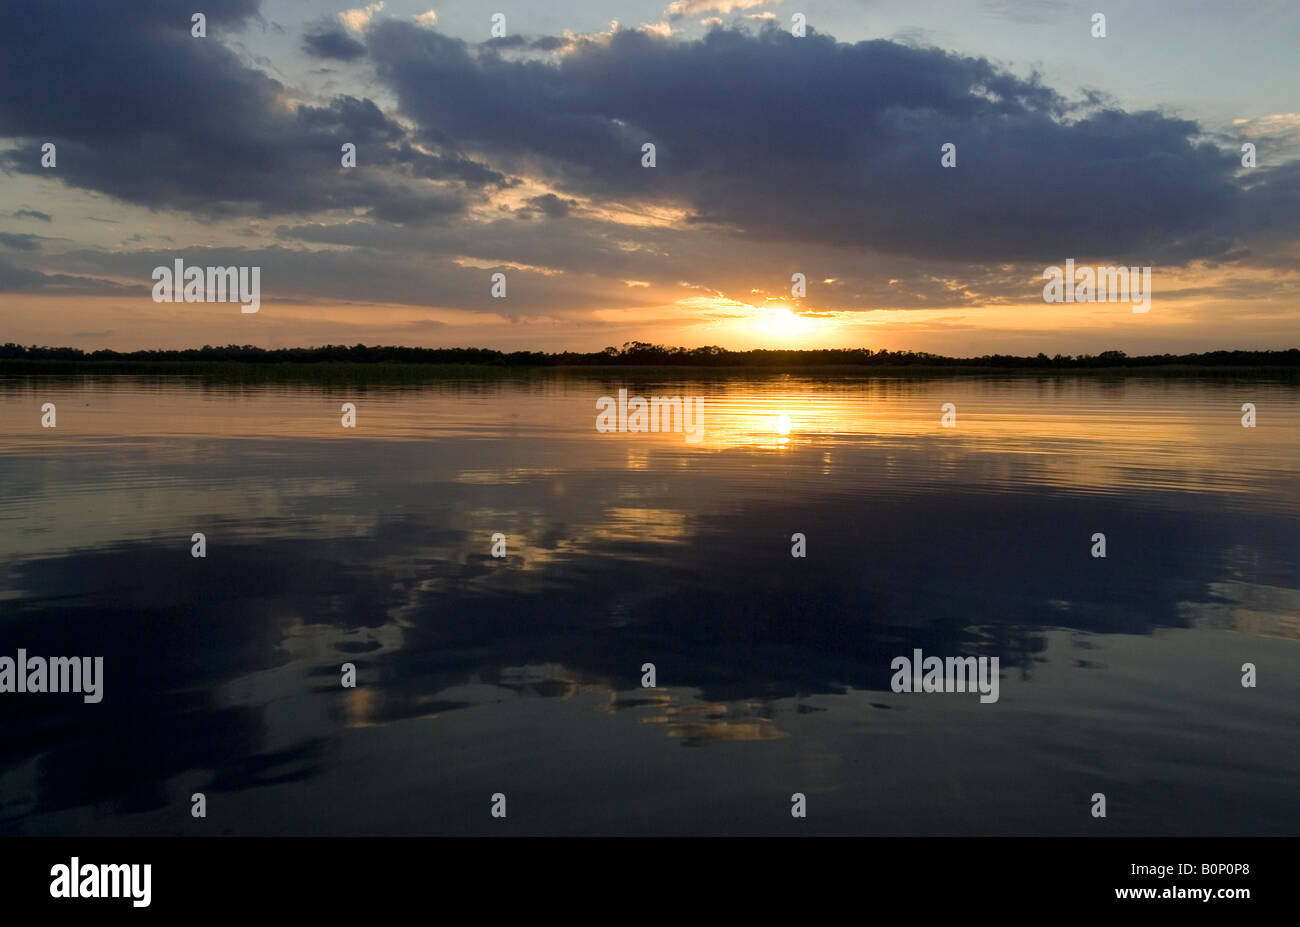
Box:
[1,374,1297,835]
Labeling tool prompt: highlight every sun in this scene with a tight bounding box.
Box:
[755,306,817,340]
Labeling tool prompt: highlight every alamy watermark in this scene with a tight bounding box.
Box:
[152,259,260,313]
[1043,259,1151,313]
[0,649,102,703]
[890,648,999,703]
[50,858,150,907]
[596,388,704,444]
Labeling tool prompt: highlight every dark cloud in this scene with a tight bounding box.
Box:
[270,217,1048,311]
[0,232,41,251]
[1,4,1296,320]
[0,0,495,222]
[303,26,367,61]
[45,245,643,314]
[0,255,127,293]
[529,36,569,52]
[367,22,1291,264]
[1239,161,1300,238]
[0,256,46,289]
[485,35,529,49]
[521,193,578,218]
[371,143,513,190]
[13,209,52,222]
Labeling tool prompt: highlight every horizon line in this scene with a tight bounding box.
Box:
[5,343,1300,367]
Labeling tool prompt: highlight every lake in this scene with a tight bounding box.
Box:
[1,373,1297,835]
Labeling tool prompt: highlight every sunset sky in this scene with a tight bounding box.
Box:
[1,0,1298,354]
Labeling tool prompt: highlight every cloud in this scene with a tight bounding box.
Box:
[0,255,129,293]
[412,10,439,28]
[367,22,1294,264]
[0,256,46,289]
[520,193,579,218]
[39,242,643,315]
[0,0,499,222]
[303,26,368,60]
[2,5,1295,334]
[0,232,42,251]
[664,0,766,20]
[339,2,385,32]
[1229,112,1300,163]
[13,209,52,222]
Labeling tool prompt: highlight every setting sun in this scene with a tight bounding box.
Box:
[755,307,818,340]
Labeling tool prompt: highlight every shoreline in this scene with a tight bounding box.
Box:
[2,359,1299,383]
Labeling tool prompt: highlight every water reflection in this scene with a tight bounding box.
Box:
[0,375,1297,835]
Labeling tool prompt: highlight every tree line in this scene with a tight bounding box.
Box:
[2,342,1298,368]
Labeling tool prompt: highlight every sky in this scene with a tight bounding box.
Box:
[1,0,1297,355]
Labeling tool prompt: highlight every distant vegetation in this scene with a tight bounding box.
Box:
[3,342,1299,370]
